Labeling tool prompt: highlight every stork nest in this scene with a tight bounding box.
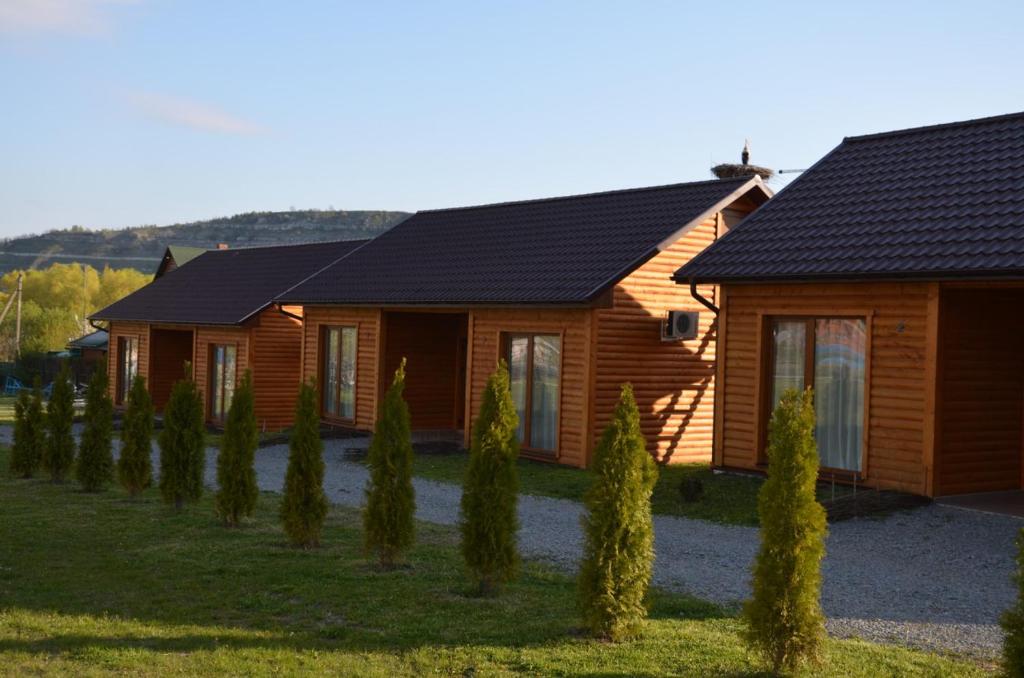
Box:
[711,163,774,180]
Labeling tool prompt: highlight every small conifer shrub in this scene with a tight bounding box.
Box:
[43,362,76,483]
[215,369,259,526]
[158,364,206,510]
[10,388,42,478]
[76,364,114,491]
[460,359,520,596]
[1002,528,1024,677]
[363,359,415,569]
[280,379,329,548]
[118,374,154,498]
[742,388,827,673]
[577,383,658,641]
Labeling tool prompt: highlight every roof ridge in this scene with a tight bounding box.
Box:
[844,110,1024,143]
[417,176,753,215]
[203,238,369,254]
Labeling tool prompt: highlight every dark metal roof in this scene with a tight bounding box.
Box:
[68,329,108,350]
[155,245,206,279]
[92,240,367,325]
[280,177,768,305]
[675,111,1024,283]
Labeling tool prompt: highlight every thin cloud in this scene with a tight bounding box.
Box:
[127,91,269,136]
[0,0,136,37]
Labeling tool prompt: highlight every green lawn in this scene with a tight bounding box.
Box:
[414,453,861,527]
[414,454,771,526]
[0,447,987,676]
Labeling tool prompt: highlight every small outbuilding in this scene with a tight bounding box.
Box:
[675,111,1024,497]
[92,240,365,430]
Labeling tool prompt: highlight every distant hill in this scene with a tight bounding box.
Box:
[0,209,411,274]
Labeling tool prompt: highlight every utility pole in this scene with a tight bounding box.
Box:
[15,273,22,359]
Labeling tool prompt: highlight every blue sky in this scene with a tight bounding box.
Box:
[1,1,1021,238]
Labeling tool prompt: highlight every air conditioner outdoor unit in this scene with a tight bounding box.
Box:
[663,310,699,341]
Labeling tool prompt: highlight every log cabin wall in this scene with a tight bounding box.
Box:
[382,311,467,430]
[107,321,151,408]
[248,307,305,431]
[593,214,723,464]
[936,288,1024,495]
[717,281,933,495]
[301,306,381,430]
[193,325,250,423]
[466,307,593,468]
[148,327,196,410]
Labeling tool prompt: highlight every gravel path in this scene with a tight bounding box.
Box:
[8,426,1015,659]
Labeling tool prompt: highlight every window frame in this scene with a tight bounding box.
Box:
[759,314,871,477]
[319,324,358,424]
[116,335,139,406]
[502,331,563,457]
[208,343,238,424]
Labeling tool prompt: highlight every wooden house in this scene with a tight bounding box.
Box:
[674,111,1024,497]
[277,177,771,467]
[91,240,365,430]
[154,245,207,279]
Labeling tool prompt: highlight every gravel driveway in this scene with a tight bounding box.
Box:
[7,426,1016,659]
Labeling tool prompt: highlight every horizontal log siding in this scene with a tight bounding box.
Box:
[937,289,1024,495]
[594,215,719,464]
[301,306,380,430]
[249,308,305,431]
[194,326,250,424]
[467,308,592,468]
[719,282,932,494]
[147,328,195,410]
[383,312,466,430]
[107,321,150,407]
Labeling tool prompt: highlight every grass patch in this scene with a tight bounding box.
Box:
[0,446,985,676]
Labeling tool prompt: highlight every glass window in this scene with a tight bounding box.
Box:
[117,336,139,404]
[323,326,357,420]
[508,336,529,444]
[505,333,561,452]
[210,344,237,422]
[767,317,866,472]
[770,320,806,412]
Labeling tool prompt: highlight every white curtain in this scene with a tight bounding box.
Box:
[508,336,529,444]
[530,335,561,451]
[771,320,806,409]
[813,319,866,472]
[323,328,339,416]
[340,327,356,419]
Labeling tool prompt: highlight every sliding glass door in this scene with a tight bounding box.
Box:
[209,344,237,422]
[506,333,561,454]
[116,336,139,405]
[322,326,357,421]
[767,317,866,472]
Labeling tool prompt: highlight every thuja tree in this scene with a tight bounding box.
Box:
[578,383,658,641]
[280,380,328,548]
[216,369,258,526]
[76,364,114,491]
[158,365,206,510]
[43,362,76,483]
[10,388,42,478]
[743,388,827,673]
[363,359,415,569]
[118,375,154,498]
[1002,529,1024,676]
[460,359,520,596]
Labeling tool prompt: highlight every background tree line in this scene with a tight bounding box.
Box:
[0,263,150,356]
